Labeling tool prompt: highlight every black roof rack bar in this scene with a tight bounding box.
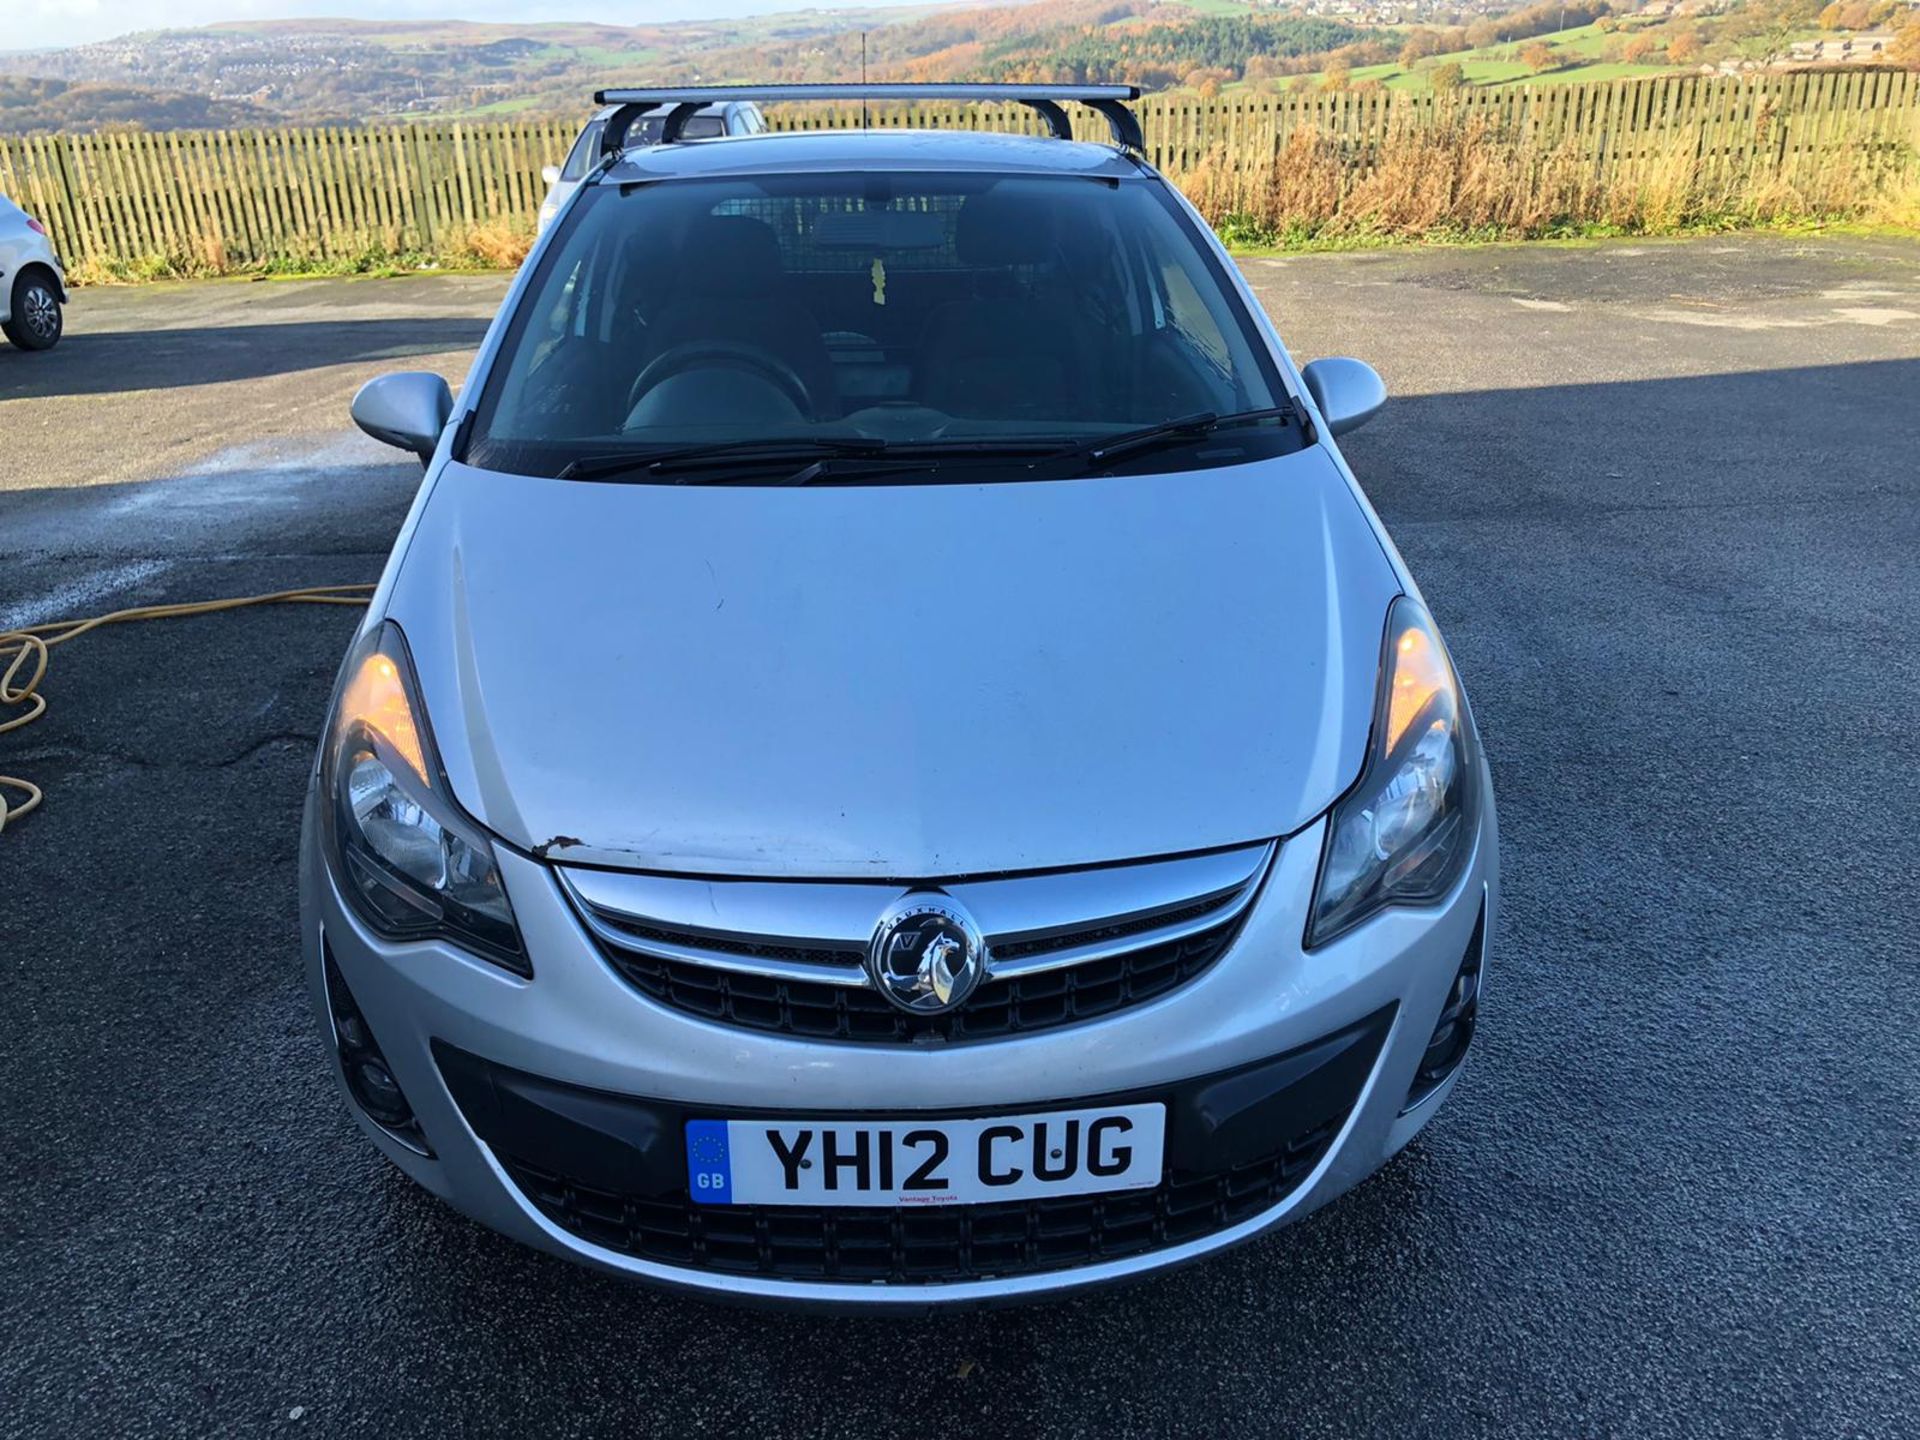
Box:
[592,84,1145,155]
[1085,98,1145,152]
[1023,98,1072,142]
[600,100,662,160]
[660,101,711,145]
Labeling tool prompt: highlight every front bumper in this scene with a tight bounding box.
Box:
[301,783,1497,1307]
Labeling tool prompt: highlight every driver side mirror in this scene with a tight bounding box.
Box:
[351,372,453,463]
[1301,357,1387,438]
[542,165,561,186]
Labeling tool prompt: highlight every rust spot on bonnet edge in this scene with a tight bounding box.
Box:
[531,835,584,861]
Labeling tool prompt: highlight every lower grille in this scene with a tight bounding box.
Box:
[608,919,1239,1044]
[438,1005,1392,1288]
[500,1112,1342,1285]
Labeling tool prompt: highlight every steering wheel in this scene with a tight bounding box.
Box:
[626,340,814,420]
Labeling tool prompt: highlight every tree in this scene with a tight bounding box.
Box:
[1397,26,1442,65]
[1668,29,1704,62]
[1817,0,1846,26]
[1623,34,1659,60]
[1465,17,1501,47]
[1729,0,1828,60]
[1892,15,1920,70]
[1430,59,1467,89]
[1521,40,1558,71]
[1322,61,1352,90]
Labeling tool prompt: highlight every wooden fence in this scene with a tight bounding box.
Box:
[2,71,1916,273]
[0,118,582,272]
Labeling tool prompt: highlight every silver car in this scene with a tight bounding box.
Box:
[0,193,67,352]
[315,84,1497,1307]
[536,100,765,232]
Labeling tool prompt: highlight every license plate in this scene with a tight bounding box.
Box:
[684,1103,1165,1207]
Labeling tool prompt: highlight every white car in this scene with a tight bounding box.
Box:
[0,193,66,352]
[319,83,1496,1307]
[537,99,765,231]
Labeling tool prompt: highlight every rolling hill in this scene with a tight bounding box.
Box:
[0,1,1380,128]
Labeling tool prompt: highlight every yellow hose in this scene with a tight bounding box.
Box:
[0,584,375,834]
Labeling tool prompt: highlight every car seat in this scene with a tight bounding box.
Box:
[640,215,838,417]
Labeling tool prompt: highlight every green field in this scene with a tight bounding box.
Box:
[1545,23,1616,58]
[1490,59,1675,86]
[1277,23,1682,93]
[468,95,544,116]
[547,45,663,67]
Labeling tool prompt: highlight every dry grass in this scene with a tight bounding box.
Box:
[60,220,539,285]
[458,219,535,270]
[1867,176,1920,231]
[1177,110,1920,245]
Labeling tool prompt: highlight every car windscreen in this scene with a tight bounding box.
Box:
[467,170,1301,482]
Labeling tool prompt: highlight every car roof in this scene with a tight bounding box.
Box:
[598,128,1146,184]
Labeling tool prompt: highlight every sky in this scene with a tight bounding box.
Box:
[7,0,844,52]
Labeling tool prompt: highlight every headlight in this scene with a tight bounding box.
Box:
[322,623,527,973]
[1308,596,1477,946]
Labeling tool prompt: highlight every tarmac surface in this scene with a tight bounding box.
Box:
[2,233,1918,1437]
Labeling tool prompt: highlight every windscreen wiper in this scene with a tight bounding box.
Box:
[1072,406,1301,466]
[560,432,1151,486]
[558,436,891,482]
[779,439,1086,487]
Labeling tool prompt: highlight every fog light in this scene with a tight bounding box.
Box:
[1402,899,1484,1113]
[349,1057,408,1126]
[323,941,432,1155]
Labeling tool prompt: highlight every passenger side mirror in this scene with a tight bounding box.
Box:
[1301,358,1387,438]
[351,372,453,462]
[542,165,561,186]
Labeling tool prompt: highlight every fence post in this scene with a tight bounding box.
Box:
[452,123,474,231]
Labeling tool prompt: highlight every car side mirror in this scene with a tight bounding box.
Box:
[542,165,561,185]
[1301,358,1387,438]
[351,372,453,463]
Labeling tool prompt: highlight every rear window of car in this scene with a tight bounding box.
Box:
[468,168,1298,481]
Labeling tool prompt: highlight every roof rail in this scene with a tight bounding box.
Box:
[591,83,1145,158]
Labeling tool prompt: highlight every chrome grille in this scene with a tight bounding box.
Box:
[559,842,1274,1044]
